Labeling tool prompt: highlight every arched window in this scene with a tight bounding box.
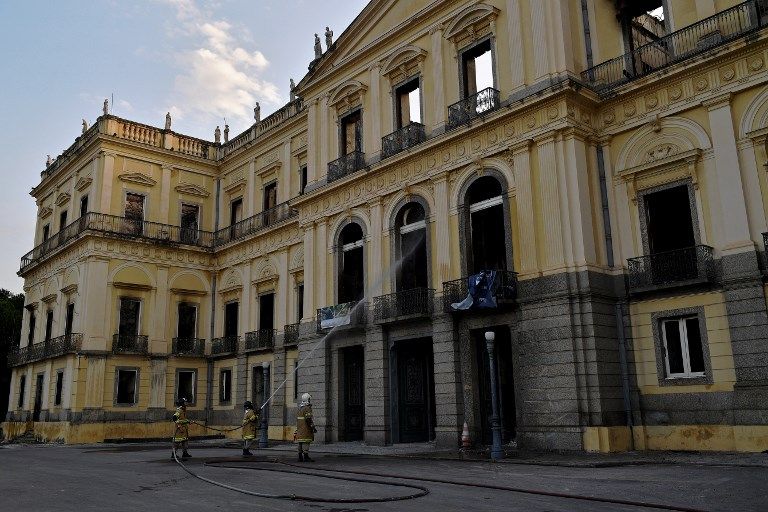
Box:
[338,223,365,303]
[465,176,507,273]
[395,202,428,291]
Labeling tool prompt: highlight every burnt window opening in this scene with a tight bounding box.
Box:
[230,198,243,226]
[259,293,275,331]
[224,301,239,338]
[466,176,508,274]
[79,195,89,218]
[42,224,50,243]
[118,298,141,338]
[65,303,74,337]
[177,303,197,340]
[180,203,200,244]
[661,316,705,378]
[219,369,232,403]
[263,182,278,211]
[54,370,64,406]
[177,370,196,405]
[644,185,695,254]
[124,192,145,235]
[59,210,68,230]
[27,310,36,345]
[338,223,365,303]
[297,284,305,322]
[395,78,422,128]
[615,0,667,73]
[340,110,363,156]
[461,39,494,98]
[115,369,137,405]
[396,202,428,291]
[44,309,54,342]
[299,165,308,195]
[17,375,26,408]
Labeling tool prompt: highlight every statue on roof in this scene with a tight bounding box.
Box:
[254,103,261,122]
[165,112,172,131]
[325,26,333,48]
[214,126,221,144]
[290,79,296,102]
[314,33,322,59]
[82,119,88,134]
[103,98,109,116]
[46,155,52,167]
[224,124,230,143]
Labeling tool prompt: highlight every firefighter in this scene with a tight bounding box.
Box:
[171,398,191,460]
[242,400,259,457]
[295,392,316,462]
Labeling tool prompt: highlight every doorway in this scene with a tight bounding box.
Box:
[341,346,364,441]
[33,374,44,422]
[474,328,516,444]
[395,339,435,443]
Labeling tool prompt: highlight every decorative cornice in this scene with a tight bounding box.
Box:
[174,182,210,198]
[38,206,53,219]
[75,176,92,192]
[54,192,71,207]
[112,281,154,291]
[60,284,78,295]
[118,172,157,187]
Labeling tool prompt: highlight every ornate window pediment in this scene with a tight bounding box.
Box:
[223,177,245,195]
[174,182,210,198]
[381,45,427,83]
[38,206,53,219]
[75,175,92,192]
[118,172,157,187]
[55,192,71,207]
[444,3,500,49]
[618,148,702,203]
[328,80,368,112]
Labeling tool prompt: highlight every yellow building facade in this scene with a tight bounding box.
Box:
[4,0,768,452]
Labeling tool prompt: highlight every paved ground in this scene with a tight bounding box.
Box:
[1,442,767,511]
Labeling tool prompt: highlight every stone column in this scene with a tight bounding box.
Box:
[535,134,565,271]
[302,224,316,320]
[561,132,598,266]
[99,152,116,214]
[368,198,383,298]
[364,325,389,445]
[505,0,525,93]
[429,25,446,132]
[432,174,451,285]
[511,140,538,275]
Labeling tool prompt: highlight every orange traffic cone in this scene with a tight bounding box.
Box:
[461,422,471,449]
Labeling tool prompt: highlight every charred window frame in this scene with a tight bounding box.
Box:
[393,76,423,129]
[339,109,363,157]
[219,368,232,404]
[297,283,305,322]
[17,374,26,409]
[54,370,64,406]
[124,192,145,235]
[336,221,366,304]
[176,369,197,405]
[42,224,50,243]
[299,165,308,195]
[65,303,75,337]
[59,210,68,231]
[79,195,89,218]
[180,203,201,244]
[44,309,54,342]
[27,308,36,345]
[651,307,712,386]
[177,302,198,340]
[230,197,243,226]
[117,297,141,338]
[224,301,239,338]
[458,37,496,99]
[259,292,275,331]
[637,180,701,256]
[114,367,139,406]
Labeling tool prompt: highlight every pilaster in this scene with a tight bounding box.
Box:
[368,198,383,298]
[432,174,451,284]
[510,140,538,275]
[505,0,525,92]
[535,134,566,271]
[302,224,316,321]
[429,25,446,132]
[99,151,116,214]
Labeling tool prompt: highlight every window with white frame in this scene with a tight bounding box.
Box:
[661,316,705,378]
[219,368,232,404]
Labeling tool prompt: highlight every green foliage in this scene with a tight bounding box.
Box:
[0,289,24,348]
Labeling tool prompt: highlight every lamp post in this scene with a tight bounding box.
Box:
[259,361,271,448]
[485,331,503,461]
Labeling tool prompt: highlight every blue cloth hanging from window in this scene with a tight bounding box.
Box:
[451,270,498,310]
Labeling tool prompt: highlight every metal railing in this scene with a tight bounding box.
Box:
[372,288,434,322]
[284,322,300,346]
[6,333,82,367]
[112,334,149,355]
[245,329,276,352]
[172,337,206,356]
[328,151,366,183]
[317,301,367,331]
[20,212,214,272]
[213,200,298,246]
[447,87,501,130]
[381,122,427,159]
[627,245,716,293]
[443,270,518,313]
[581,0,767,94]
[211,336,239,356]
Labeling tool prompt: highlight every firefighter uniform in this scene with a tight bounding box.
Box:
[242,401,259,457]
[172,398,191,459]
[295,392,316,462]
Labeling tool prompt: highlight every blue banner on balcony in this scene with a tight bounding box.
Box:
[451,270,498,310]
[319,303,354,329]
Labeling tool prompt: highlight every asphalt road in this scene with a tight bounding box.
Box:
[1,443,766,511]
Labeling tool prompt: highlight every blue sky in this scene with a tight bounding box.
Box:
[0,0,368,293]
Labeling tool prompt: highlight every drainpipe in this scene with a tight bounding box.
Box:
[596,145,614,268]
[614,302,635,450]
[580,0,595,69]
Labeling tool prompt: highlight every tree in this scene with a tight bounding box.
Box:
[0,289,24,421]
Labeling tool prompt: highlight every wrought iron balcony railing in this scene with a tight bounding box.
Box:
[211,336,239,356]
[627,245,716,293]
[284,322,300,346]
[317,301,368,331]
[372,288,435,322]
[6,333,83,367]
[328,151,366,183]
[245,329,276,352]
[443,270,518,313]
[381,122,427,159]
[112,334,149,355]
[581,0,767,94]
[213,200,298,246]
[172,337,206,356]
[20,212,214,272]
[447,87,501,130]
